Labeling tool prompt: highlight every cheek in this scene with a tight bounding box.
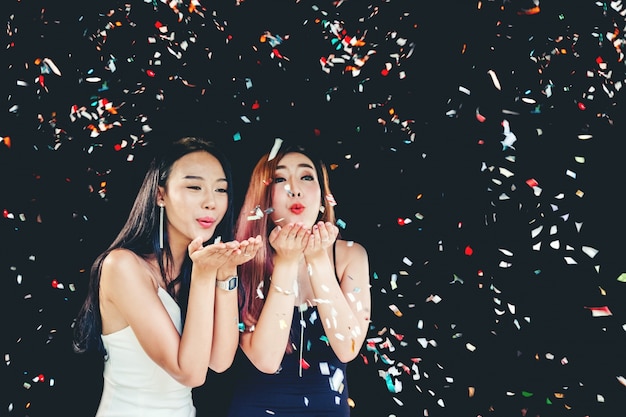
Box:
[271,187,287,205]
[306,184,322,201]
[217,196,229,215]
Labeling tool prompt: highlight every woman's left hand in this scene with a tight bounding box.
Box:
[188,238,240,274]
[224,235,263,268]
[304,221,338,259]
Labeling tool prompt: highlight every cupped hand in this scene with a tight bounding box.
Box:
[188,237,240,272]
[222,235,263,269]
[304,221,339,259]
[268,222,310,262]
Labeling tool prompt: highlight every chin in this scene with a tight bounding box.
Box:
[200,232,219,246]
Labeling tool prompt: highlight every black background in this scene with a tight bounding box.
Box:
[2,1,626,416]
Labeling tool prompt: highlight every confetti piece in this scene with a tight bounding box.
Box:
[389,304,403,317]
[581,246,599,258]
[584,306,613,317]
[487,69,502,90]
[267,138,283,161]
[500,120,517,150]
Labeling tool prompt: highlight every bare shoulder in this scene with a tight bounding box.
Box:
[336,239,368,259]
[102,248,143,271]
[335,239,369,283]
[100,248,150,287]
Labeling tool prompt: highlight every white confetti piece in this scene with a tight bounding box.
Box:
[487,69,501,90]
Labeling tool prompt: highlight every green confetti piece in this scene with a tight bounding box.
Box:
[522,391,534,397]
[617,273,626,282]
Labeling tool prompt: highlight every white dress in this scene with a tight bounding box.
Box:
[96,287,196,417]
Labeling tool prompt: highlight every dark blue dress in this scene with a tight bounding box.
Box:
[227,305,350,417]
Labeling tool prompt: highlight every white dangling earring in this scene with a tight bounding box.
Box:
[158,203,165,249]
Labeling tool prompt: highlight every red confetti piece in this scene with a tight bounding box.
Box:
[146,69,156,77]
[464,245,473,256]
[251,100,260,110]
[475,108,486,122]
[51,279,58,288]
[526,178,539,187]
[300,358,310,370]
[584,306,613,317]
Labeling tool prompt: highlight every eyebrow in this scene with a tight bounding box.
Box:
[182,175,228,182]
[276,163,315,170]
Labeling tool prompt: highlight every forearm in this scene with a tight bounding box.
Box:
[209,269,240,372]
[306,256,368,362]
[178,277,216,385]
[243,260,298,373]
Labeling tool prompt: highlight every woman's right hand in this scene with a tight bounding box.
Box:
[268,222,310,262]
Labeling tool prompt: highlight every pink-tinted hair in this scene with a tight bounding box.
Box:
[235,145,337,350]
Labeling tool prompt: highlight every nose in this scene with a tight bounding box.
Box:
[203,191,217,209]
[286,183,301,197]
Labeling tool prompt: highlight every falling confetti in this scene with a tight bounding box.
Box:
[3,2,626,417]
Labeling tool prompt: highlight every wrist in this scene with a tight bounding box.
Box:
[217,267,237,281]
[216,275,238,291]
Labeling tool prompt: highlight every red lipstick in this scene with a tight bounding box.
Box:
[290,203,305,215]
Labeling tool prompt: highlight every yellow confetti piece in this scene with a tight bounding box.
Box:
[389,304,402,317]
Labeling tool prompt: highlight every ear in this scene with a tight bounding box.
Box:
[157,186,165,207]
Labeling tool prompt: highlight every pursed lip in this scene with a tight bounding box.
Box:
[289,203,305,214]
[197,217,216,228]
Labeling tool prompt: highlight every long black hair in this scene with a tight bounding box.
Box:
[72,137,235,356]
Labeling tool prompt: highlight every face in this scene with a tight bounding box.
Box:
[158,151,228,248]
[270,152,322,228]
